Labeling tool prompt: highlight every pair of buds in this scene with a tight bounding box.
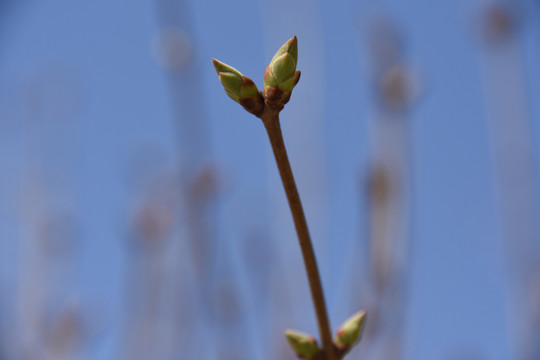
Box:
[285,311,367,359]
[212,36,301,116]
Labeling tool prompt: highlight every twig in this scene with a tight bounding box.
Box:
[211,36,365,359]
[260,107,336,360]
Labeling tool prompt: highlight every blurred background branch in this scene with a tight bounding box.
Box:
[479,2,540,359]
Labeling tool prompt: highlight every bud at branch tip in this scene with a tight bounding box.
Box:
[263,36,301,110]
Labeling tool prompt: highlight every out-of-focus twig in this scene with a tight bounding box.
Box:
[478,3,540,359]
[351,14,417,360]
[121,1,234,359]
[14,69,85,360]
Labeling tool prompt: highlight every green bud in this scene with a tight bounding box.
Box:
[270,35,298,68]
[284,330,321,359]
[271,53,297,84]
[212,58,264,116]
[218,72,243,101]
[212,58,243,78]
[278,70,301,93]
[263,36,301,110]
[335,311,367,350]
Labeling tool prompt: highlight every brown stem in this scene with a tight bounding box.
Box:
[260,107,337,360]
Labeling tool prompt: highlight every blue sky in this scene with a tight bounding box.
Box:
[2,0,540,359]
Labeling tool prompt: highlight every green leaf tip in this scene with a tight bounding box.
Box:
[285,330,321,360]
[212,58,242,77]
[271,53,297,84]
[270,35,298,66]
[263,36,301,110]
[335,311,367,350]
[211,58,264,116]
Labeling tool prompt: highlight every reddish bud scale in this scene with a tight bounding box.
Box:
[241,76,256,88]
[263,86,286,110]
[239,94,264,116]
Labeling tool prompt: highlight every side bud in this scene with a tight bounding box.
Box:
[335,311,367,351]
[212,58,265,116]
[263,36,301,110]
[285,330,322,359]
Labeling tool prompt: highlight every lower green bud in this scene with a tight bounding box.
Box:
[285,330,321,359]
[335,311,367,350]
